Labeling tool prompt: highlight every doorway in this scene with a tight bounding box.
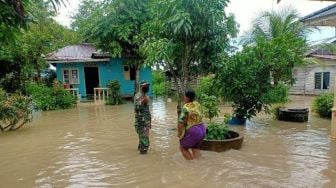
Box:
[84,67,99,95]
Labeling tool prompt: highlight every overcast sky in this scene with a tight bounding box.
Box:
[55,0,336,41]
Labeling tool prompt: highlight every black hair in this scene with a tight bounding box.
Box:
[185,89,196,101]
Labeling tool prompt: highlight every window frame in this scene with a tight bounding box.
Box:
[62,68,80,84]
[314,71,330,90]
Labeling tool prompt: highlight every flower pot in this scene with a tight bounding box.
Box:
[200,130,243,152]
[228,117,246,125]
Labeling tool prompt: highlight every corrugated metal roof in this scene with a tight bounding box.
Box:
[47,43,111,63]
[300,3,336,26]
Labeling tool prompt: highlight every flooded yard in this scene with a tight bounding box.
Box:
[0,96,335,187]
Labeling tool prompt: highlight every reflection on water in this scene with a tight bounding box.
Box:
[0,96,335,187]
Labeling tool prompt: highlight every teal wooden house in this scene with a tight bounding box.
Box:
[47,44,152,98]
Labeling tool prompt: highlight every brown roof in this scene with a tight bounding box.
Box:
[47,43,111,63]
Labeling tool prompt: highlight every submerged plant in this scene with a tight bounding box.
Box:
[205,122,230,140]
[0,89,33,131]
[106,80,123,105]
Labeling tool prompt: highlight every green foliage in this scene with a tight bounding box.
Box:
[0,0,65,45]
[205,122,230,140]
[25,82,76,111]
[243,8,309,85]
[73,0,151,93]
[313,93,334,118]
[152,71,165,96]
[106,80,123,105]
[0,1,80,92]
[199,94,220,122]
[140,0,237,111]
[215,46,272,119]
[0,88,33,131]
[263,84,289,104]
[196,76,219,98]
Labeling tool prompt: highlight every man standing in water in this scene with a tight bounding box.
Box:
[134,81,151,154]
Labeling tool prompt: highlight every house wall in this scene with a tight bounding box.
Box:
[290,59,336,95]
[56,59,152,97]
[99,59,152,96]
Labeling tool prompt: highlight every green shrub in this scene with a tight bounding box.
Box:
[106,80,123,105]
[205,122,230,140]
[313,93,333,118]
[26,83,56,110]
[263,84,289,104]
[26,82,76,111]
[55,89,76,109]
[0,89,33,131]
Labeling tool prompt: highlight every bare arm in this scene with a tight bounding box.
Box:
[140,95,149,105]
[177,111,188,139]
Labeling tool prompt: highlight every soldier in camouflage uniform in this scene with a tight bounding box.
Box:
[134,81,151,154]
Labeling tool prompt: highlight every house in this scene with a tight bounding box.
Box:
[290,4,336,95]
[290,37,336,95]
[47,43,152,98]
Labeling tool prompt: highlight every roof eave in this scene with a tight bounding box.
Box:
[47,58,111,63]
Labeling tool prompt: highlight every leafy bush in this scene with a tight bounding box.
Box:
[26,82,76,111]
[199,94,220,122]
[0,89,33,131]
[215,46,272,119]
[205,122,230,140]
[313,93,333,118]
[26,83,56,110]
[263,84,289,104]
[106,80,123,105]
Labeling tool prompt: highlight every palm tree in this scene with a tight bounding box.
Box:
[243,8,311,45]
[242,8,314,86]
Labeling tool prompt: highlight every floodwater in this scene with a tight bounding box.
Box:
[0,96,335,188]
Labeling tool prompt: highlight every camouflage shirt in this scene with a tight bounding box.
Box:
[134,91,151,123]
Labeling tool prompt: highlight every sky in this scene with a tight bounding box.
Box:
[55,0,336,41]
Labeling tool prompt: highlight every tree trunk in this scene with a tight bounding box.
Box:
[134,63,140,96]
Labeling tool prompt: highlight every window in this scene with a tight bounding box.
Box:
[63,69,79,84]
[123,65,136,81]
[315,72,330,90]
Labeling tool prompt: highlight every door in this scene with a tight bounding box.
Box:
[84,67,99,95]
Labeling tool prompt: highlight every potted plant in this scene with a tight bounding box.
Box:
[199,94,243,152]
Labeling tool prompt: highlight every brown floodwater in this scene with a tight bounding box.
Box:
[0,96,335,188]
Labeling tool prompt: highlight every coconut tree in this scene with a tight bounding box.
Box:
[243,8,311,86]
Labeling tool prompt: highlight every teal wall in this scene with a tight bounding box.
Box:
[55,59,152,97]
[56,62,86,96]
